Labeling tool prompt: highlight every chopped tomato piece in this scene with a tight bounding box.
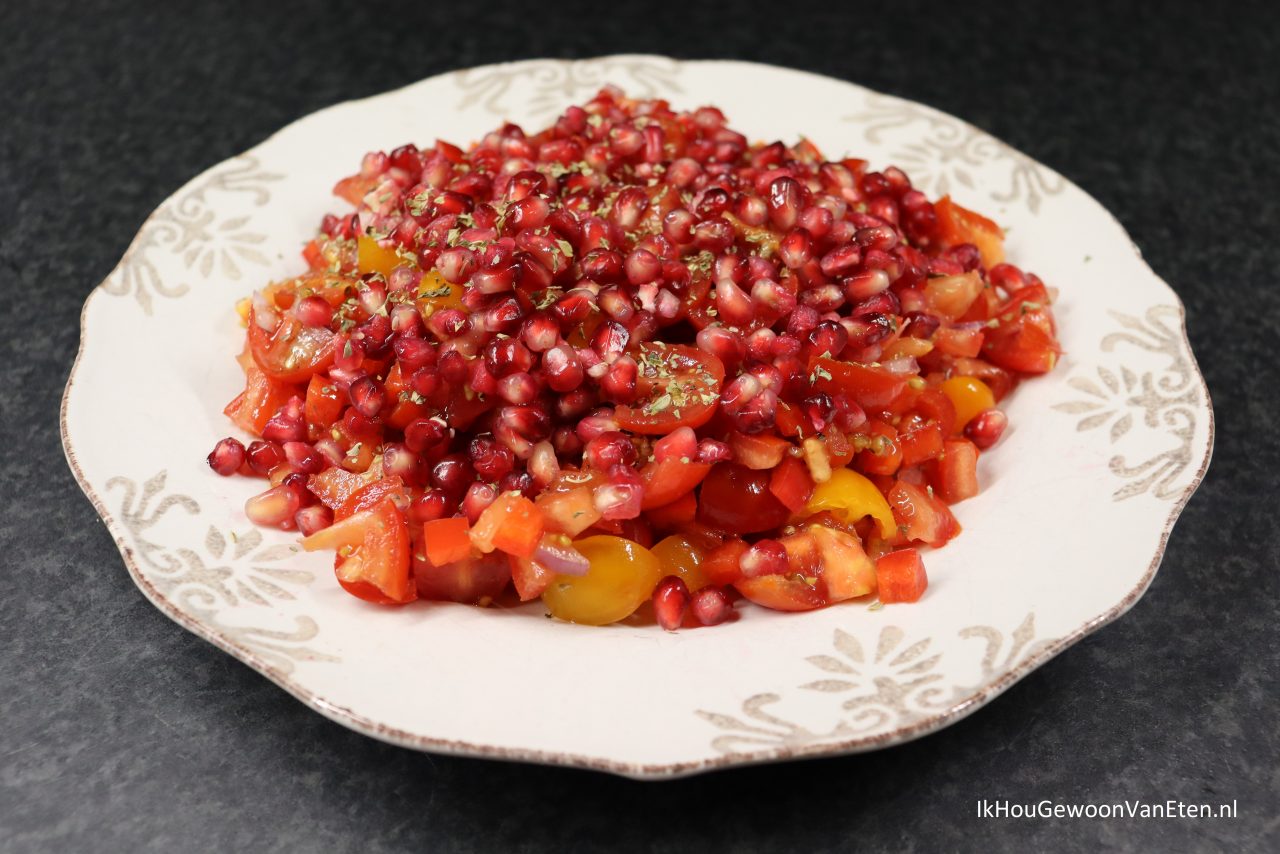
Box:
[644,489,697,529]
[302,499,414,604]
[702,538,749,586]
[932,438,980,503]
[735,575,826,612]
[414,549,511,604]
[935,195,1005,268]
[638,458,711,509]
[536,477,603,536]
[876,549,929,603]
[304,374,344,434]
[510,554,556,601]
[768,456,815,513]
[423,517,473,566]
[307,466,369,510]
[940,376,996,432]
[856,421,902,477]
[541,536,662,625]
[809,525,877,602]
[223,366,300,436]
[897,417,946,467]
[248,312,336,384]
[808,356,910,410]
[802,468,897,538]
[933,325,985,358]
[887,480,960,547]
[651,535,712,592]
[336,476,406,521]
[924,272,984,320]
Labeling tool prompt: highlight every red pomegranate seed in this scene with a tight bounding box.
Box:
[820,244,862,278]
[591,320,631,363]
[593,482,642,520]
[808,320,849,357]
[652,426,698,463]
[691,586,733,626]
[246,440,284,475]
[294,504,334,537]
[965,409,1008,449]
[245,485,302,529]
[333,334,364,371]
[347,376,385,418]
[393,336,436,369]
[696,325,746,371]
[261,397,306,444]
[282,441,324,475]
[653,577,691,631]
[436,247,478,284]
[740,539,789,578]
[541,343,585,392]
[359,315,394,357]
[462,482,499,524]
[692,218,734,253]
[430,454,474,497]
[767,176,803,230]
[497,371,539,405]
[469,434,516,481]
[855,224,899,252]
[528,440,561,487]
[404,416,451,453]
[785,305,820,339]
[778,228,813,270]
[802,393,836,432]
[295,295,334,327]
[521,314,560,352]
[662,209,696,245]
[427,308,471,340]
[485,337,534,377]
[382,442,423,483]
[599,355,638,404]
[584,431,637,471]
[714,278,754,327]
[314,437,345,467]
[799,284,845,313]
[207,438,246,476]
[842,269,891,302]
[409,489,452,524]
[581,248,625,284]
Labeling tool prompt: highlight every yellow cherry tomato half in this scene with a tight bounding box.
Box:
[940,376,996,432]
[542,536,662,626]
[802,468,897,539]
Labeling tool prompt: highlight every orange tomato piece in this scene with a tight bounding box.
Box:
[423,517,473,566]
[639,458,711,509]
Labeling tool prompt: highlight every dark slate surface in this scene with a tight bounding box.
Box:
[3,0,1277,851]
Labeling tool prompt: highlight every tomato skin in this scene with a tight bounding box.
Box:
[639,458,711,509]
[248,312,337,384]
[541,536,663,625]
[984,312,1059,374]
[897,416,945,467]
[510,555,555,601]
[307,467,369,510]
[614,344,725,434]
[809,356,909,411]
[651,535,712,592]
[875,549,929,603]
[933,325,985,358]
[728,432,791,470]
[802,468,898,539]
[698,463,792,535]
[941,376,995,432]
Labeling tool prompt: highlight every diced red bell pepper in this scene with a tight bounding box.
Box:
[470,492,544,558]
[876,548,929,603]
[423,517,473,567]
[932,438,980,503]
[768,456,815,513]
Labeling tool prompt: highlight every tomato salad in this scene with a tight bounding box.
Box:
[206,88,1060,628]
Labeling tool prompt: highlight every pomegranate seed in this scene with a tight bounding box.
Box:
[692,218,734,253]
[207,437,246,476]
[778,228,813,269]
[381,442,423,483]
[314,437,345,467]
[855,225,899,252]
[427,308,471,340]
[262,397,306,444]
[528,440,561,487]
[554,388,596,422]
[745,328,777,363]
[697,438,732,464]
[584,431,637,470]
[410,489,452,524]
[591,320,631,363]
[904,312,942,339]
[581,248,625,284]
[541,343,585,392]
[462,482,499,524]
[347,376,385,418]
[662,208,696,244]
[499,405,551,441]
[485,337,534,377]
[436,247,478,284]
[521,313,560,352]
[500,471,536,499]
[294,504,333,537]
[696,325,746,371]
[469,359,498,396]
[714,278,754,327]
[653,426,698,463]
[497,371,539,405]
[691,586,733,626]
[599,355,638,403]
[431,454,474,497]
[800,285,845,313]
[484,296,525,334]
[842,314,896,350]
[393,336,436,370]
[767,176,803,230]
[404,416,451,453]
[653,577,691,631]
[282,441,324,475]
[842,269,891,302]
[740,539,789,578]
[965,409,1008,449]
[786,305,820,339]
[797,205,834,239]
[802,393,836,432]
[359,315,394,357]
[295,295,334,327]
[598,287,636,323]
[246,440,284,475]
[594,482,642,520]
[245,485,302,528]
[750,278,797,317]
[469,434,515,480]
[820,244,861,278]
[808,320,849,357]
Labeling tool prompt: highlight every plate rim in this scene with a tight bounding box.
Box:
[60,54,1215,780]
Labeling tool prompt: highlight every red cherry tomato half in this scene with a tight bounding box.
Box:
[697,463,791,535]
[615,343,725,434]
[248,311,337,384]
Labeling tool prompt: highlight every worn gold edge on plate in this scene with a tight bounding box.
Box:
[59,55,1215,780]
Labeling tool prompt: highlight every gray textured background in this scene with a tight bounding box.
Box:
[3,0,1278,851]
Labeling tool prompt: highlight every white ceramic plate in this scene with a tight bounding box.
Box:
[62,56,1213,779]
